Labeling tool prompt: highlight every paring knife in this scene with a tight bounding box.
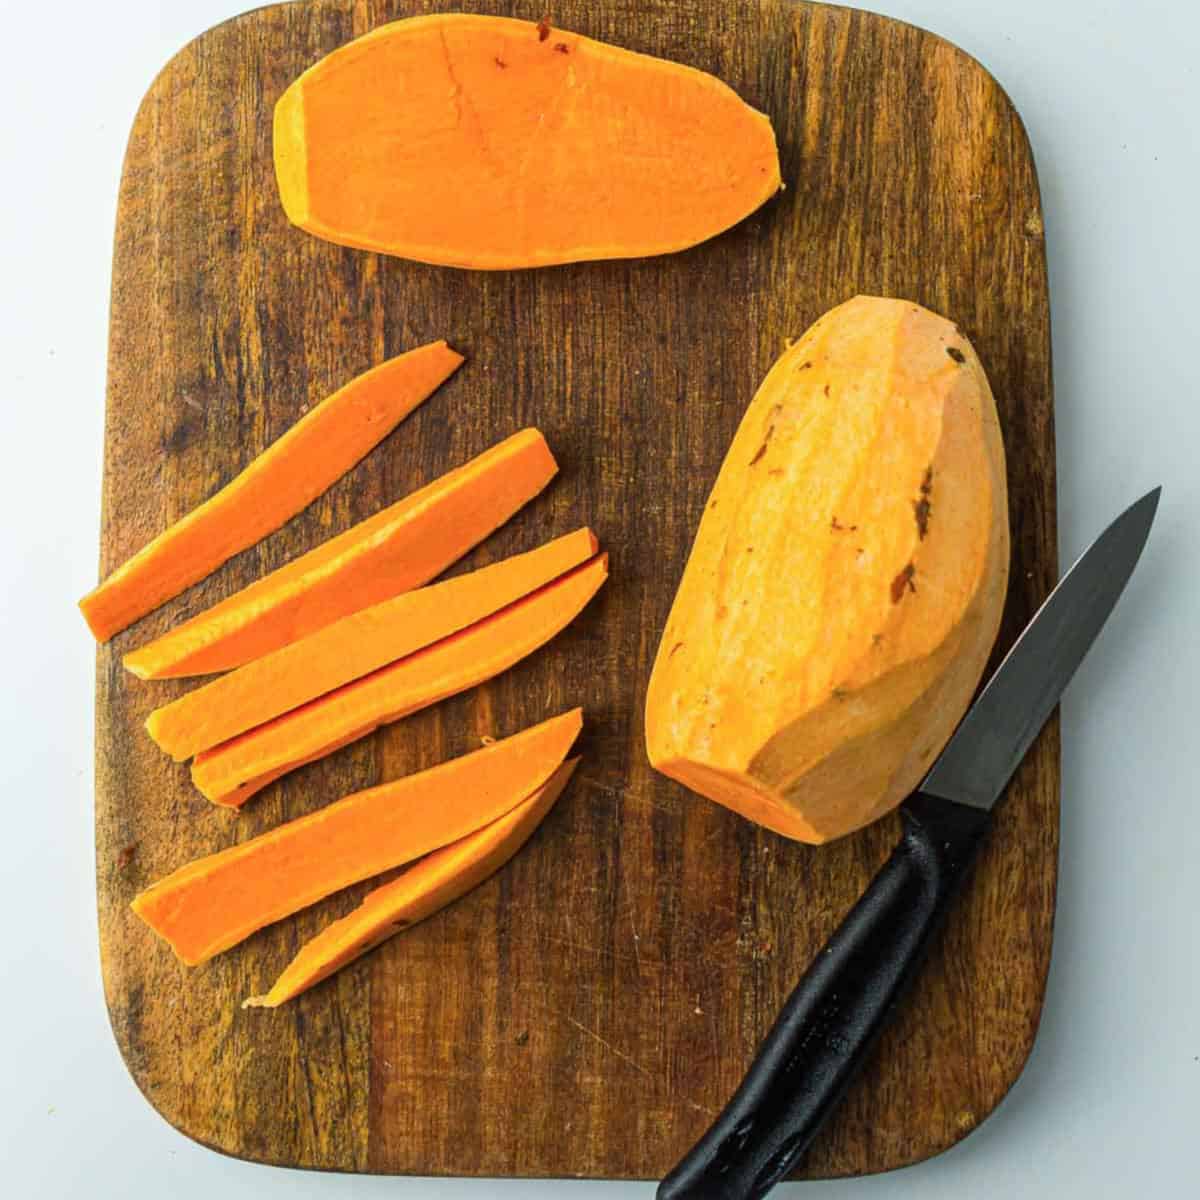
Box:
[659,487,1161,1200]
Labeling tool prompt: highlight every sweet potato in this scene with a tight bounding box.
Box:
[275,14,781,268]
[80,342,462,641]
[123,429,557,678]
[244,758,578,1007]
[193,553,608,807]
[146,529,597,760]
[133,711,582,965]
[645,297,1009,843]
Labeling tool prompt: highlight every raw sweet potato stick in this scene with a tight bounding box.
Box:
[81,341,463,641]
[133,710,583,965]
[191,554,607,807]
[146,529,597,760]
[244,758,579,1007]
[123,429,558,677]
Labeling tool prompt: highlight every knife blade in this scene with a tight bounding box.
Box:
[658,487,1161,1200]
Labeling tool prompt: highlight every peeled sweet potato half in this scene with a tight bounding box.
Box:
[645,296,1010,844]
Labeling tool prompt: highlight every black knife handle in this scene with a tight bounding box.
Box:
[658,792,991,1200]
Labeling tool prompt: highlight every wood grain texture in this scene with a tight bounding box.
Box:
[95,0,1057,1180]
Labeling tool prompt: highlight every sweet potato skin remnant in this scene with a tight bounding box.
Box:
[645,296,1009,844]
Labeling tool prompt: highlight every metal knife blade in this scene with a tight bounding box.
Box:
[922,486,1161,810]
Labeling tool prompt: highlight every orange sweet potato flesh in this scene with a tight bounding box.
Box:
[80,341,463,643]
[146,528,597,761]
[645,296,1010,844]
[274,14,781,269]
[192,553,608,808]
[123,429,557,678]
[132,710,582,965]
[244,758,578,1007]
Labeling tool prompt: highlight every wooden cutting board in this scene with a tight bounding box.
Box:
[95,0,1057,1180]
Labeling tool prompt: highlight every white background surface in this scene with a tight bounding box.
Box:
[1,1,1195,1196]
